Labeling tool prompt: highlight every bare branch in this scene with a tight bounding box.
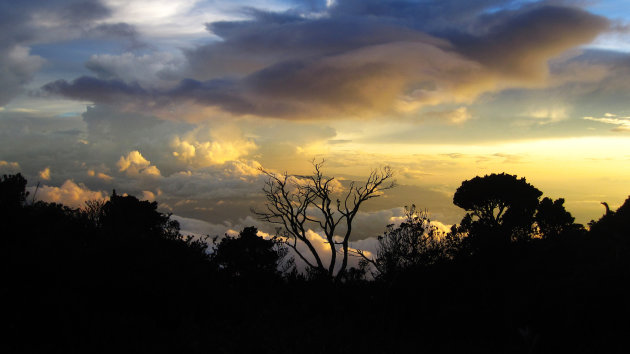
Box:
[255,162,395,280]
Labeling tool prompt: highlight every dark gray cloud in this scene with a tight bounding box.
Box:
[42,1,610,119]
[0,0,142,105]
[43,77,151,104]
[87,23,145,49]
[60,1,110,22]
[453,5,609,79]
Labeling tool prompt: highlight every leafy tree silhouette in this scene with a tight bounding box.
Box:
[535,197,584,238]
[211,226,293,279]
[100,190,180,240]
[453,173,542,243]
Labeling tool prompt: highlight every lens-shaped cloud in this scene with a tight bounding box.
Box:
[42,2,609,121]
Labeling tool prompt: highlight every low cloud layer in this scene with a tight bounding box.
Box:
[584,113,630,132]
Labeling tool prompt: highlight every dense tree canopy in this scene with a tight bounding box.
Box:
[453,173,542,227]
[453,173,543,241]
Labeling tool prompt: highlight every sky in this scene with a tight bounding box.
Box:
[1,0,629,245]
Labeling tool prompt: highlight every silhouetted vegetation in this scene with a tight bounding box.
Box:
[356,205,461,280]
[255,161,394,280]
[210,226,293,280]
[3,172,630,353]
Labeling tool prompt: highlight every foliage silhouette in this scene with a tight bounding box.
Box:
[211,226,293,279]
[453,173,542,241]
[100,190,180,240]
[356,205,460,279]
[589,196,630,238]
[535,197,584,238]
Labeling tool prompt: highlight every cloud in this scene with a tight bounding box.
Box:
[87,169,114,181]
[0,45,45,106]
[33,179,107,208]
[584,113,630,132]
[38,167,51,180]
[526,106,569,123]
[171,126,257,167]
[453,6,608,81]
[85,52,185,88]
[158,161,265,199]
[420,107,471,125]
[141,190,156,201]
[171,214,252,239]
[42,2,609,120]
[0,0,141,106]
[0,160,21,173]
[117,150,161,177]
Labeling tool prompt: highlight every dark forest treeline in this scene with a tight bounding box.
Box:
[3,172,630,353]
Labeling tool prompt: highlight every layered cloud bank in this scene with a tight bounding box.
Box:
[40,1,609,120]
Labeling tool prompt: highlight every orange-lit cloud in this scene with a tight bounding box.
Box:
[34,180,107,208]
[117,150,161,177]
[171,126,257,167]
[38,167,51,180]
[0,160,20,172]
[87,169,114,181]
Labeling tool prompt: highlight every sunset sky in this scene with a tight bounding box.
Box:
[1,0,629,241]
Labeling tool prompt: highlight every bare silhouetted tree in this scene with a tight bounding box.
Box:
[255,161,394,280]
